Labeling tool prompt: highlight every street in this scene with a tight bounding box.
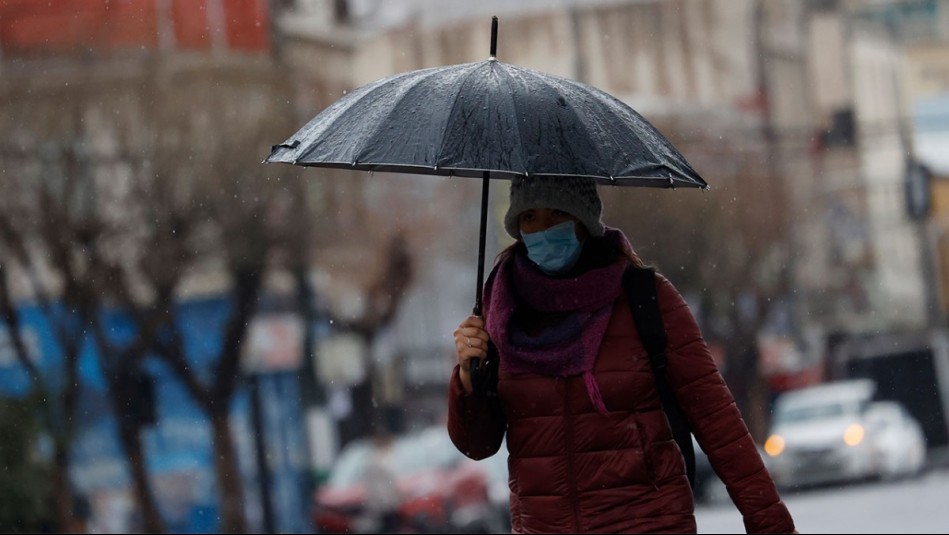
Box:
[695,468,949,533]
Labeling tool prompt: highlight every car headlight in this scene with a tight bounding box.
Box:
[764,434,785,457]
[843,424,865,447]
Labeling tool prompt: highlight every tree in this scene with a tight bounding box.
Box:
[325,234,414,443]
[93,60,299,534]
[0,141,112,533]
[0,138,169,533]
[0,395,54,533]
[0,55,299,533]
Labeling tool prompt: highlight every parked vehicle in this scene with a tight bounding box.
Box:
[862,400,928,479]
[834,331,949,451]
[763,379,927,490]
[313,426,506,533]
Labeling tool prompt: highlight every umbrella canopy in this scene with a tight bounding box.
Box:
[265,18,707,317]
[267,59,706,188]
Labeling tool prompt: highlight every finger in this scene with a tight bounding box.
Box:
[468,331,490,348]
[455,322,485,338]
[465,335,490,350]
[455,337,486,356]
[463,315,485,329]
[461,326,490,342]
[455,328,482,347]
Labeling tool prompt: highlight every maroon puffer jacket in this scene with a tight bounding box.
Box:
[447,273,794,534]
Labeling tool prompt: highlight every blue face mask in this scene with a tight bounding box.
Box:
[522,220,584,275]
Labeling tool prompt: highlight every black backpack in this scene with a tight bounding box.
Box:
[623,266,697,489]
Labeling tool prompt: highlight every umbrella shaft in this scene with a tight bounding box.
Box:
[473,171,490,317]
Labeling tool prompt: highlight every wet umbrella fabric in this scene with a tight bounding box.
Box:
[267,59,707,187]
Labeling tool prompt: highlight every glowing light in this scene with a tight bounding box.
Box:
[844,424,865,447]
[764,435,785,457]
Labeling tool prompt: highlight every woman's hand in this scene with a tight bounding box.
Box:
[453,315,491,395]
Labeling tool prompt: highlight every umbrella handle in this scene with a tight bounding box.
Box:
[469,334,499,398]
[469,356,482,392]
[470,305,484,394]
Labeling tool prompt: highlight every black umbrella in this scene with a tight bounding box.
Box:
[266,16,707,348]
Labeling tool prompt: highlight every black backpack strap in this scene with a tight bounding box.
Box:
[623,267,696,489]
[623,267,668,366]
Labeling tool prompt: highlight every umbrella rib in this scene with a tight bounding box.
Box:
[432,62,486,170]
[345,68,448,167]
[552,76,611,177]
[505,64,608,178]
[496,65,529,175]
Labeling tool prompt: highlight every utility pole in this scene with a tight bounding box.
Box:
[883,16,943,328]
[249,373,277,534]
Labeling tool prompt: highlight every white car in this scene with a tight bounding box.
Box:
[863,400,928,479]
[764,379,927,489]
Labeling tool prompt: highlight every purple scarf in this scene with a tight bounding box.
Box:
[484,228,630,413]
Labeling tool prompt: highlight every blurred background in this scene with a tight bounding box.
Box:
[1,0,948,533]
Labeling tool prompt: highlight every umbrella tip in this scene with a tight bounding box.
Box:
[489,16,498,59]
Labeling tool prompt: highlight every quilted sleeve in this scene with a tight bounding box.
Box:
[655,273,795,534]
[446,365,507,460]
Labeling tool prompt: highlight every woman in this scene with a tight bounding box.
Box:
[447,176,796,534]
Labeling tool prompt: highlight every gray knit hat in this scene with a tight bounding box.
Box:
[504,176,604,240]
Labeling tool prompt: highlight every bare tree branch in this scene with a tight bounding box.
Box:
[0,262,44,388]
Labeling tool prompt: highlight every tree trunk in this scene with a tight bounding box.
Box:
[210,407,247,534]
[118,421,166,533]
[724,335,767,441]
[52,445,78,534]
[746,374,771,444]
